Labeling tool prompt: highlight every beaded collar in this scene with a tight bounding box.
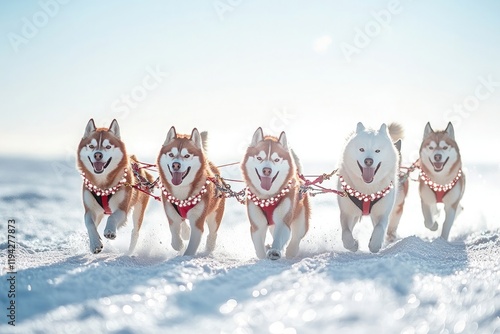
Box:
[81,168,128,197]
[246,180,293,225]
[246,180,293,208]
[339,175,393,215]
[160,180,210,208]
[420,169,462,203]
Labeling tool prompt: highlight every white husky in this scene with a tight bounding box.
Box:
[337,122,403,253]
[418,122,465,240]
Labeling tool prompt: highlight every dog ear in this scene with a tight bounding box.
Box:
[394,139,402,152]
[190,128,202,150]
[163,126,177,146]
[379,123,388,137]
[356,122,365,134]
[83,119,97,139]
[108,119,121,139]
[278,131,289,150]
[251,127,264,147]
[423,122,434,139]
[445,122,455,140]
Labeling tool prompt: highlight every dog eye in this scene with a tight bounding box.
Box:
[184,154,190,159]
[105,145,112,149]
[168,153,174,158]
[359,148,365,152]
[256,157,263,161]
[88,145,95,149]
[274,158,280,162]
[375,149,380,153]
[429,146,434,150]
[443,146,448,150]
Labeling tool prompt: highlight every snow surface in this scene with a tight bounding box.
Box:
[0,157,499,334]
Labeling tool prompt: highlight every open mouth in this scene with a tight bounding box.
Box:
[357,161,381,184]
[89,157,112,174]
[255,168,279,191]
[430,157,449,172]
[168,166,191,186]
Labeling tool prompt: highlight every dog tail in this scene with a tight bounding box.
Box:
[388,123,404,142]
[200,131,209,152]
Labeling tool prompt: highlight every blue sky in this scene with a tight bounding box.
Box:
[1,0,500,164]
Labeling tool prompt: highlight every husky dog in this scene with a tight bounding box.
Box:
[337,123,403,253]
[241,127,310,260]
[157,127,225,256]
[77,119,152,254]
[418,122,465,240]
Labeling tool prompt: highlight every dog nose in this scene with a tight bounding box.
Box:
[172,162,181,171]
[94,152,103,161]
[364,158,373,167]
[434,154,442,162]
[263,167,272,176]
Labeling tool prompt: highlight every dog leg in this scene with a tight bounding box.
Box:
[340,212,359,252]
[104,209,126,240]
[180,220,191,240]
[85,211,103,254]
[268,222,291,260]
[183,219,203,256]
[441,206,457,240]
[205,211,218,253]
[286,208,307,258]
[369,216,389,253]
[248,203,268,259]
[127,202,145,256]
[421,201,438,231]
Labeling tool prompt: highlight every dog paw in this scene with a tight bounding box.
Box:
[104,230,116,240]
[368,240,382,253]
[171,238,184,251]
[266,249,281,260]
[90,240,103,254]
[425,221,439,231]
[343,239,359,252]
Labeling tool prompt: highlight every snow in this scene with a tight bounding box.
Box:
[0,157,499,334]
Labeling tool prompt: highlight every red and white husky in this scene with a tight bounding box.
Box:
[419,122,465,240]
[77,119,152,254]
[157,127,225,256]
[241,128,310,260]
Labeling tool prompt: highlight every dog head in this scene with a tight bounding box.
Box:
[343,122,399,184]
[78,119,126,177]
[242,127,294,195]
[420,122,460,173]
[158,127,205,187]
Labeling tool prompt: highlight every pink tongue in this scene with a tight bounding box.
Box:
[93,161,105,172]
[433,162,444,170]
[362,167,375,183]
[260,176,273,191]
[171,171,184,186]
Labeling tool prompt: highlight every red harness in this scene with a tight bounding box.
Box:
[160,180,210,219]
[420,169,462,203]
[246,180,293,225]
[82,169,128,215]
[339,175,394,216]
